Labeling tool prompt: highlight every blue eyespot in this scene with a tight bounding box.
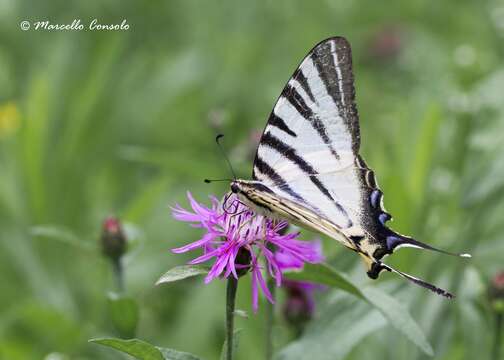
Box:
[379,212,391,225]
[386,236,401,250]
[370,190,381,208]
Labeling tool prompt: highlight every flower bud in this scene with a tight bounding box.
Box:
[101,216,126,261]
[488,271,504,314]
[367,26,403,62]
[282,281,315,331]
[234,247,252,277]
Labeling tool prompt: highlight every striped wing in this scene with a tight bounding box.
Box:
[252,37,365,231]
[247,36,469,298]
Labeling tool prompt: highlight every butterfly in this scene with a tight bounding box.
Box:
[229,37,470,298]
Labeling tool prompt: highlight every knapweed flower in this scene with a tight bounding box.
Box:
[488,271,504,314]
[171,192,321,311]
[277,240,325,328]
[101,216,127,261]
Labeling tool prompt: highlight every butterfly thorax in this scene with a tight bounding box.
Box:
[231,179,296,221]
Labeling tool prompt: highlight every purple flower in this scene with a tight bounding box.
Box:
[171,192,321,312]
[275,239,324,271]
[276,240,325,326]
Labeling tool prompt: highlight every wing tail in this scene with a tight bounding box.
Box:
[386,234,471,258]
[380,262,454,299]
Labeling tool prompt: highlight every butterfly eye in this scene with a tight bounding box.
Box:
[231,183,239,194]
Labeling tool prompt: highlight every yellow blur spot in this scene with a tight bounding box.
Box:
[0,102,21,138]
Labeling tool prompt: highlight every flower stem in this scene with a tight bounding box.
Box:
[226,277,238,360]
[493,313,502,360]
[265,276,275,360]
[112,258,124,293]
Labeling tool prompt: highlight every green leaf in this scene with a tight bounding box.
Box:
[275,294,387,360]
[89,338,164,360]
[283,263,434,356]
[157,347,202,360]
[408,103,442,205]
[89,338,202,360]
[30,225,96,252]
[107,293,139,338]
[283,263,364,299]
[155,265,210,285]
[220,329,242,360]
[361,287,434,356]
[233,309,248,319]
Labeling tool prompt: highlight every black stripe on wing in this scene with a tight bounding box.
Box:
[311,37,360,152]
[268,113,297,137]
[253,156,304,203]
[282,84,340,160]
[260,132,351,226]
[292,68,316,103]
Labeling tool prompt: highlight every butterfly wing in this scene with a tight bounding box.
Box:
[245,36,469,298]
[252,36,468,261]
[252,37,372,233]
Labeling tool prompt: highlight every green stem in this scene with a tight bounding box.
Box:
[493,313,502,360]
[112,258,124,293]
[226,277,238,360]
[265,276,275,360]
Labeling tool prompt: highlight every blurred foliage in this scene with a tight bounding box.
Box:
[1,0,504,359]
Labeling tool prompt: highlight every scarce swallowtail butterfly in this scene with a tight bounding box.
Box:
[229,37,470,298]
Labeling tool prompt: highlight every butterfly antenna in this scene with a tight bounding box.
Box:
[380,261,455,299]
[204,178,232,183]
[215,134,237,180]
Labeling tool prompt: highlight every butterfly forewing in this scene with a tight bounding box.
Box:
[252,37,367,231]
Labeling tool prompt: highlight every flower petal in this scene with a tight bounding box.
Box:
[251,266,259,312]
[187,191,214,218]
[255,264,274,304]
[188,248,219,264]
[171,232,216,254]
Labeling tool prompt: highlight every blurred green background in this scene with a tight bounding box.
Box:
[1,0,503,359]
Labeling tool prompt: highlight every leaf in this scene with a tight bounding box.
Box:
[30,225,96,252]
[233,309,248,319]
[107,293,139,338]
[157,347,202,360]
[155,265,210,285]
[283,263,364,299]
[89,338,164,360]
[361,287,434,356]
[283,263,434,356]
[89,338,202,360]
[220,329,242,360]
[408,103,442,204]
[275,294,387,360]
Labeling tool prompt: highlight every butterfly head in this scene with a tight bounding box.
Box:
[229,180,282,219]
[230,180,241,194]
